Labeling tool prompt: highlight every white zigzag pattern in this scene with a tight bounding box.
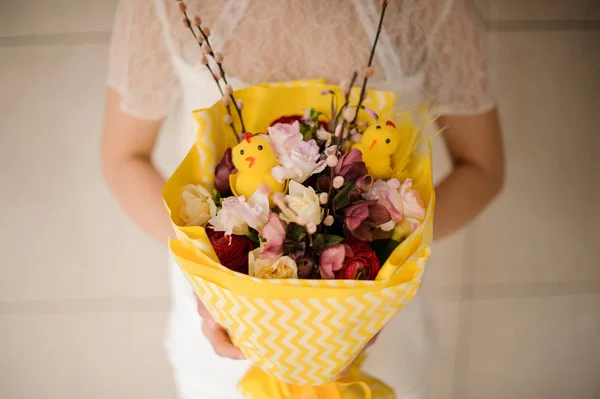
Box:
[271,301,302,384]
[253,298,283,374]
[222,290,246,339]
[236,296,265,365]
[307,298,337,381]
[379,287,401,325]
[197,279,218,317]
[212,285,229,327]
[289,299,319,384]
[362,292,384,335]
[345,296,369,348]
[325,298,352,364]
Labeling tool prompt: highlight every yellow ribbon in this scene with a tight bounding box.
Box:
[238,367,372,399]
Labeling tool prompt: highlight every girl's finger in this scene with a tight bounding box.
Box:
[203,322,245,360]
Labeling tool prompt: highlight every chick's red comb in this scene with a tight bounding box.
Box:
[386,120,396,128]
[241,133,253,143]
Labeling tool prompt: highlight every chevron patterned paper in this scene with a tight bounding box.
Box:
[163,81,435,397]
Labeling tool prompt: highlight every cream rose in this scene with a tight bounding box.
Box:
[179,184,217,227]
[280,180,323,225]
[248,248,298,279]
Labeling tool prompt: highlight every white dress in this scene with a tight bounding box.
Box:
[107,1,495,398]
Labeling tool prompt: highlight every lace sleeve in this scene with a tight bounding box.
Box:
[107,0,179,120]
[425,0,496,116]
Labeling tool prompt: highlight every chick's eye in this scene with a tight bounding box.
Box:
[376,125,381,130]
[385,138,391,144]
[257,145,263,151]
[240,149,244,155]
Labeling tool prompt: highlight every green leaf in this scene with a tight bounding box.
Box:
[286,223,306,242]
[300,123,314,141]
[334,182,357,210]
[322,234,344,246]
[311,235,326,254]
[370,239,401,265]
[211,189,224,210]
[212,189,224,206]
[310,234,343,255]
[309,108,322,121]
[246,229,260,244]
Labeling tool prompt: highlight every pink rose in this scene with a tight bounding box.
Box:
[260,213,286,259]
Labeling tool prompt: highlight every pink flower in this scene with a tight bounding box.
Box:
[344,200,392,242]
[362,179,403,223]
[319,244,348,279]
[362,178,425,232]
[209,192,270,236]
[399,179,425,231]
[334,148,368,185]
[214,148,236,196]
[268,122,326,183]
[260,213,287,260]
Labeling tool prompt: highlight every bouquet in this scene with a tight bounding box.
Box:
[164,1,436,398]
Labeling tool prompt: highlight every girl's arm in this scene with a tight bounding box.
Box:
[101,87,244,359]
[101,88,174,242]
[433,108,505,240]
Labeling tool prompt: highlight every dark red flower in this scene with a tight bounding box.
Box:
[334,148,368,185]
[344,200,391,242]
[335,239,380,280]
[270,114,328,130]
[294,255,318,279]
[206,227,256,274]
[214,148,237,196]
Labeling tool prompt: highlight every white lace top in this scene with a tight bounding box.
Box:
[107,0,495,120]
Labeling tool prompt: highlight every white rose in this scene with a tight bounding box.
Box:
[280,181,323,225]
[179,184,217,227]
[248,248,298,279]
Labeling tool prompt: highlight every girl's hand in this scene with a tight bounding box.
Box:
[195,295,246,360]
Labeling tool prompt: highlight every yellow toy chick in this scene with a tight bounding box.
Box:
[229,133,285,199]
[353,121,400,179]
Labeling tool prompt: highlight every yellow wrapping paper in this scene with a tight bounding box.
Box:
[163,80,435,398]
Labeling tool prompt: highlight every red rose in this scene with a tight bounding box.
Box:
[206,227,256,274]
[270,114,328,130]
[335,239,381,280]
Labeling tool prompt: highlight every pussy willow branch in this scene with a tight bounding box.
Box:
[334,71,358,151]
[351,0,388,126]
[322,71,357,225]
[195,25,247,133]
[180,11,239,141]
[323,1,389,225]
